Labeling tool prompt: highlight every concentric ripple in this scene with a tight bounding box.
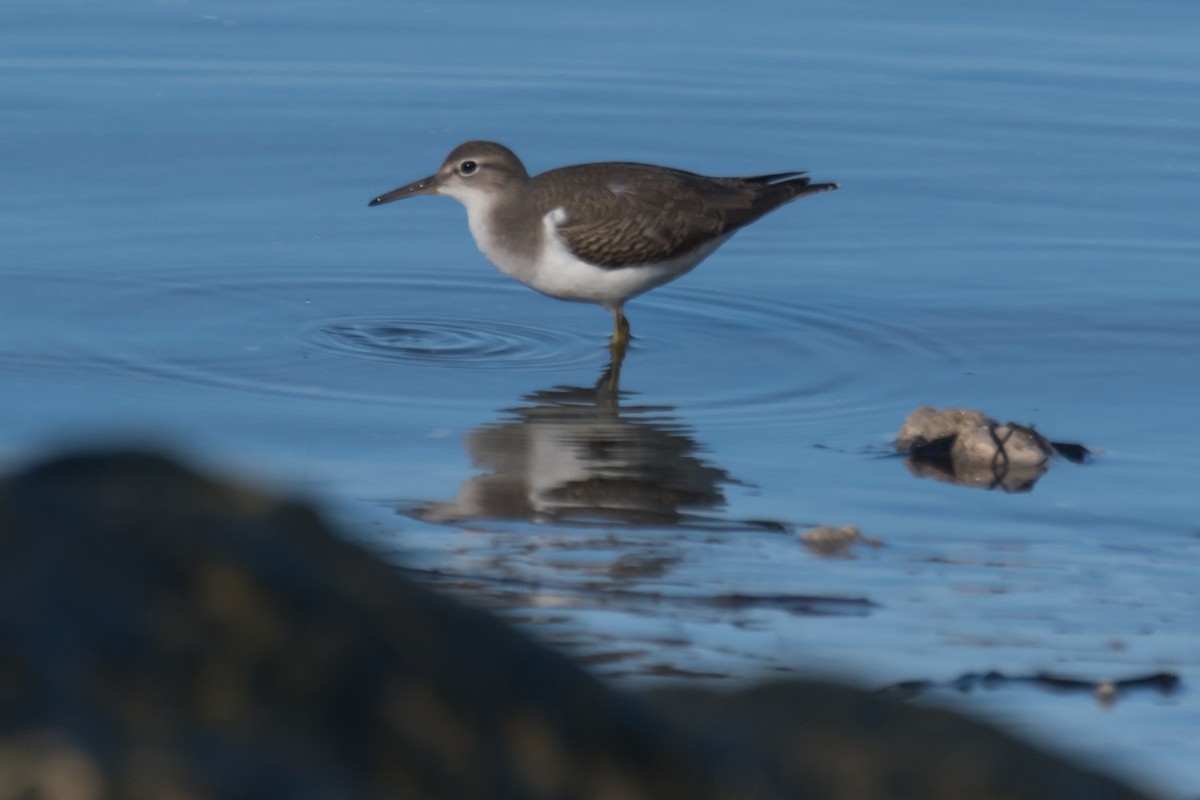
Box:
[594,281,967,430]
[309,315,595,370]
[1,270,608,409]
[1,267,968,423]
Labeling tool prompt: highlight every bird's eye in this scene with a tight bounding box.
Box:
[459,160,478,175]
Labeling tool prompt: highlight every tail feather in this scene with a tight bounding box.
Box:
[743,172,840,201]
[743,170,809,184]
[785,178,840,200]
[722,171,840,231]
[762,175,840,205]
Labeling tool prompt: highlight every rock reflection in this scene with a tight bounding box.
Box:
[895,406,1090,493]
[416,362,736,527]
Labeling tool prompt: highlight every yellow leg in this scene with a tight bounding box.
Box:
[609,308,630,362]
[610,308,630,346]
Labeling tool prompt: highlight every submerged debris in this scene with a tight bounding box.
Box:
[799,524,884,558]
[895,406,1090,492]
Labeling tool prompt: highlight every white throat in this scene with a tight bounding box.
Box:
[438,184,533,283]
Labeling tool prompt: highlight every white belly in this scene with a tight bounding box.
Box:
[467,206,729,310]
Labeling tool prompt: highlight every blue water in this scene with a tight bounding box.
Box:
[3,0,1199,794]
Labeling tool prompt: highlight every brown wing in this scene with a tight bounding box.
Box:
[536,163,832,268]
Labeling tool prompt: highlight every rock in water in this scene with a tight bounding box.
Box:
[895,406,1089,491]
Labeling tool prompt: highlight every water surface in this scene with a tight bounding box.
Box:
[3,0,1199,794]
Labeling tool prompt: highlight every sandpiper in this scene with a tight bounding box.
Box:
[369,141,838,354]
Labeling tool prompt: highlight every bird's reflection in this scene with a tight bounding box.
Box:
[403,355,878,656]
[415,359,736,527]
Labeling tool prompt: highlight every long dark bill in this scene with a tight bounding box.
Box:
[368,175,439,207]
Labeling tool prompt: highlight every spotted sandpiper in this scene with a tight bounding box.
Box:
[369,141,838,355]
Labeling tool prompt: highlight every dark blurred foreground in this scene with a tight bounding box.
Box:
[0,450,1158,799]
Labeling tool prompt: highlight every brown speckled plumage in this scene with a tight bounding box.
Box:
[529,163,836,267]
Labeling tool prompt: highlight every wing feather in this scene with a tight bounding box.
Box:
[527,163,835,268]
